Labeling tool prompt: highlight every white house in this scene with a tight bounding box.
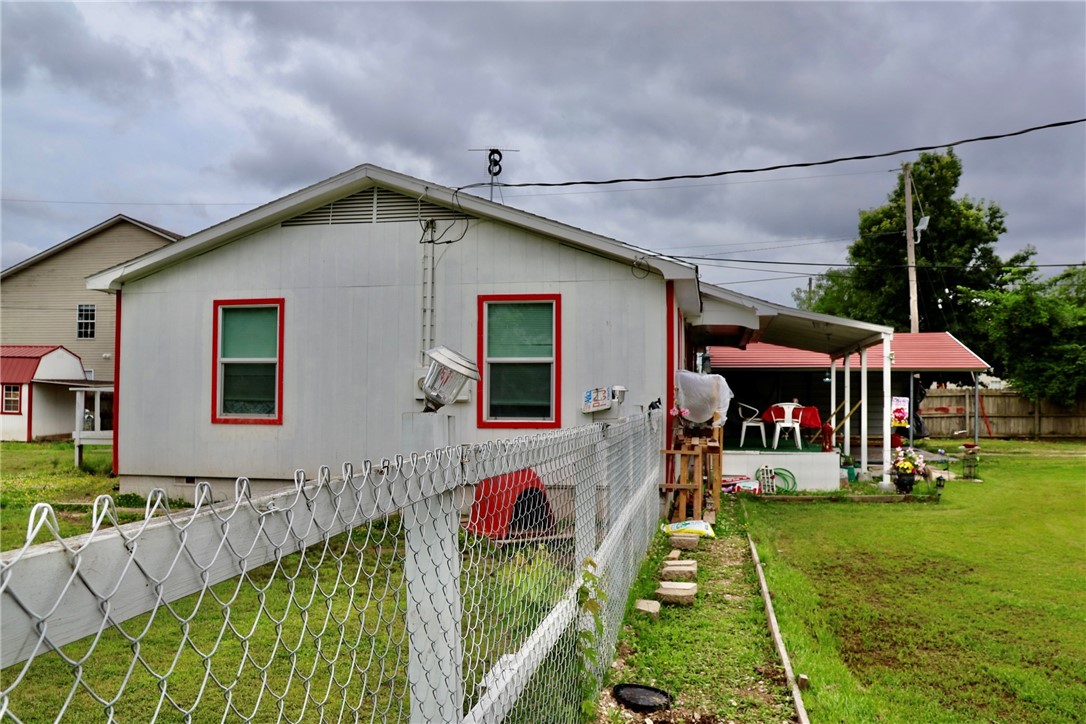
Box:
[87,164,892,498]
[0,346,89,441]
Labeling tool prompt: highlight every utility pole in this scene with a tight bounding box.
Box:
[904,163,920,334]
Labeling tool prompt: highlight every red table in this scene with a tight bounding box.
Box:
[762,405,822,429]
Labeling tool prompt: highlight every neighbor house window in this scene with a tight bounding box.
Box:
[2,385,20,414]
[212,299,284,424]
[77,304,96,339]
[478,294,561,428]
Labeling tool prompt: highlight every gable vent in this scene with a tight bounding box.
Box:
[283,187,470,226]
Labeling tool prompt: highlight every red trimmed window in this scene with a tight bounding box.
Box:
[477,294,561,429]
[2,385,21,414]
[212,299,284,425]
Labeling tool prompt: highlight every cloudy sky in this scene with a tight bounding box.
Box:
[3,1,1083,305]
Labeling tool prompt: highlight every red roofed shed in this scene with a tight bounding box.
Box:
[1,345,88,441]
[708,332,990,449]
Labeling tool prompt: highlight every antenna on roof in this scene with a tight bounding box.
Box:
[469,147,519,201]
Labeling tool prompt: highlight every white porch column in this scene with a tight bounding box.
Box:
[73,389,86,466]
[843,354,852,457]
[860,347,869,474]
[882,333,893,478]
[829,359,838,430]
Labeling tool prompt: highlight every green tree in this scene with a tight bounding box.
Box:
[795,149,1032,368]
[969,266,1086,406]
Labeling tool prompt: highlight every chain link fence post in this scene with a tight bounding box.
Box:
[403,412,463,722]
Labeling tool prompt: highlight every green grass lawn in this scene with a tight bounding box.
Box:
[741,444,1086,722]
[1,441,117,550]
[6,440,1085,722]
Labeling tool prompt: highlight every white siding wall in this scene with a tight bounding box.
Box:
[35,350,87,380]
[119,217,668,486]
[1,384,28,441]
[31,385,78,439]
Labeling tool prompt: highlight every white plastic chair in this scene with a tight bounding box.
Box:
[737,402,766,447]
[771,402,803,450]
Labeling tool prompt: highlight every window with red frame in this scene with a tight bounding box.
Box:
[213,300,284,424]
[479,295,560,427]
[3,385,20,414]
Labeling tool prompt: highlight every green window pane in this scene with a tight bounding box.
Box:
[222,307,278,358]
[487,303,553,358]
[487,363,552,419]
[222,362,276,415]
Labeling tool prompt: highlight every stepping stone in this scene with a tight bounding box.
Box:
[670,534,700,550]
[655,581,697,605]
[666,548,683,561]
[634,599,661,618]
[661,560,697,581]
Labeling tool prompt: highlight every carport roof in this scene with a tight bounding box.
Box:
[694,283,893,357]
[709,332,989,372]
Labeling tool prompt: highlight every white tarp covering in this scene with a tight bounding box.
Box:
[675,370,734,426]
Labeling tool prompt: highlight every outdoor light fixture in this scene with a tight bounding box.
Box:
[420,345,479,412]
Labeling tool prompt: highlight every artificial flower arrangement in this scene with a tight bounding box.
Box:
[669,404,690,418]
[891,446,927,476]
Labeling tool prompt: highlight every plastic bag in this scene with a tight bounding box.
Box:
[660,520,716,538]
[675,370,733,425]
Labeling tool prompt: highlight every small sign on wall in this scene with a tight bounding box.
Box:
[582,387,612,414]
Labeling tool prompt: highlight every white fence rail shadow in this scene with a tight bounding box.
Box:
[1,412,663,723]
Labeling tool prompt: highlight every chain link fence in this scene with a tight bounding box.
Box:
[1,411,663,723]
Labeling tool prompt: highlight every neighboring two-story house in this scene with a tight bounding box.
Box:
[2,214,182,380]
[2,215,181,442]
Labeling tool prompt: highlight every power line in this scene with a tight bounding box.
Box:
[457,118,1086,191]
[673,255,1085,270]
[500,168,896,198]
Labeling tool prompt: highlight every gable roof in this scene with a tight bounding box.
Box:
[709,332,989,372]
[1,214,182,280]
[1,345,70,383]
[86,164,705,309]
